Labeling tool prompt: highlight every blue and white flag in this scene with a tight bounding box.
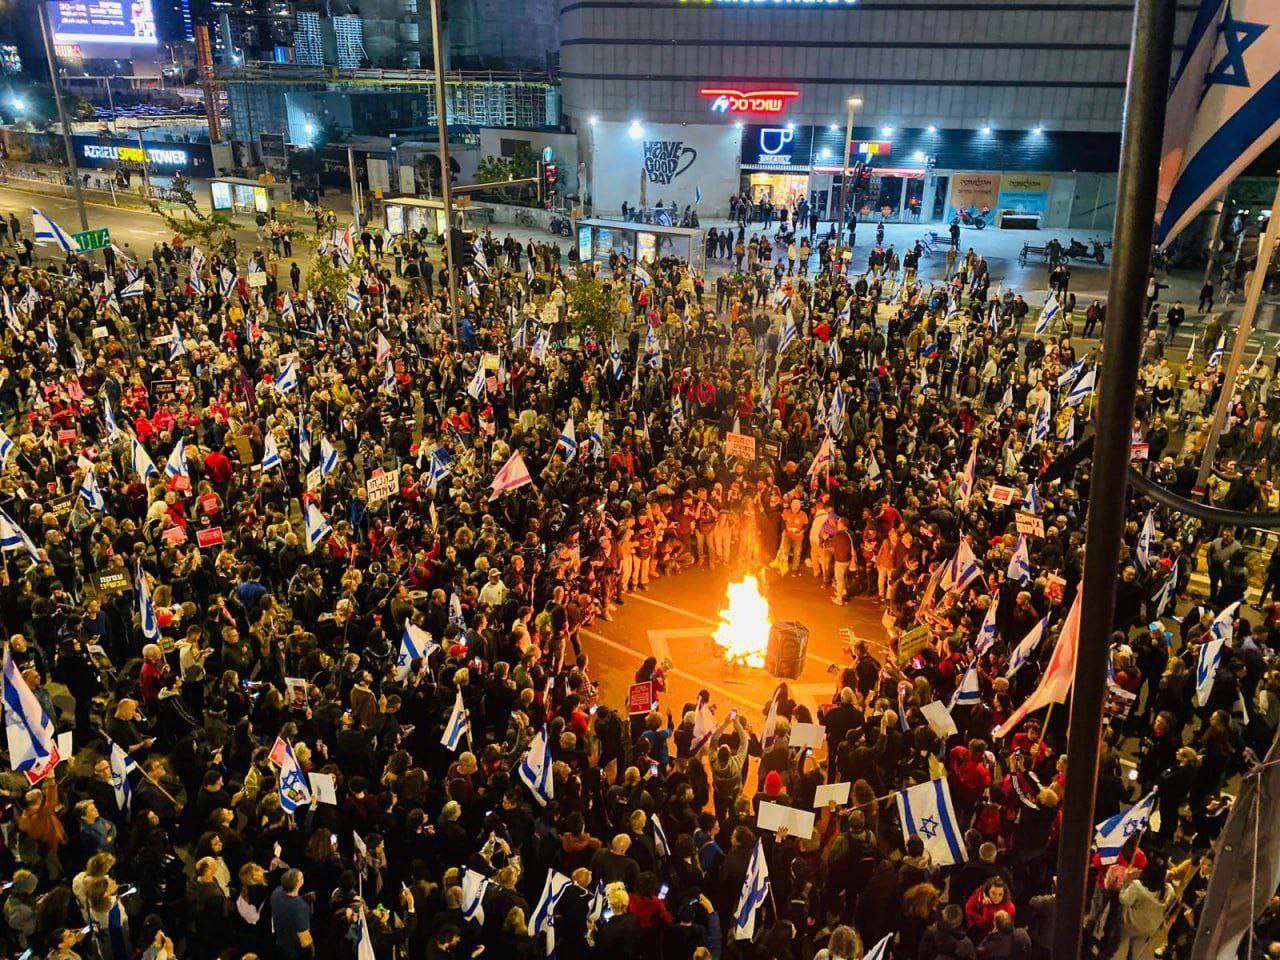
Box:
[634,263,653,286]
[896,778,967,866]
[1036,292,1059,335]
[1136,511,1156,572]
[518,727,555,805]
[261,433,282,471]
[941,539,983,595]
[461,869,490,925]
[107,737,137,811]
[1157,0,1280,245]
[950,660,983,709]
[956,443,978,509]
[863,934,893,960]
[530,869,572,949]
[1024,483,1042,514]
[557,417,578,462]
[71,341,85,375]
[131,438,158,481]
[588,881,606,924]
[466,271,481,300]
[427,447,455,490]
[671,395,686,433]
[690,700,718,755]
[346,288,362,313]
[278,740,313,814]
[1060,414,1076,446]
[588,424,605,459]
[137,564,159,642]
[1197,635,1229,707]
[104,398,121,443]
[274,359,298,394]
[829,336,843,366]
[1006,616,1049,677]
[441,688,470,751]
[119,276,145,299]
[828,385,847,435]
[1031,399,1052,446]
[0,508,40,564]
[532,329,551,362]
[975,599,999,656]
[45,320,57,353]
[1211,600,1242,641]
[779,314,798,354]
[1057,357,1086,390]
[449,591,466,628]
[650,813,671,859]
[1006,535,1032,583]
[467,364,487,401]
[2,643,59,781]
[1154,559,1179,618]
[320,435,340,477]
[304,502,332,553]
[1065,367,1096,407]
[164,436,188,479]
[945,296,960,322]
[79,467,105,511]
[1095,790,1158,864]
[187,270,206,297]
[354,907,376,960]
[397,623,436,681]
[474,249,490,276]
[1208,334,1226,369]
[31,208,80,252]
[0,427,14,469]
[298,420,312,470]
[733,839,771,940]
[280,292,296,324]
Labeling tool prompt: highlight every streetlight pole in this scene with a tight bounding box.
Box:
[1050,1,1175,958]
[427,0,461,342]
[38,0,89,232]
[833,96,861,272]
[347,145,362,232]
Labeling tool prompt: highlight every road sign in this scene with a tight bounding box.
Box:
[72,228,111,251]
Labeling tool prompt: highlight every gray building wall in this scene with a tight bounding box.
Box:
[447,0,559,70]
[560,0,1199,134]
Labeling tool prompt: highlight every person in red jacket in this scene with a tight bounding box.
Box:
[965,876,1015,939]
[948,739,994,812]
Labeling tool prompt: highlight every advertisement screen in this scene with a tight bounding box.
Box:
[52,0,157,45]
[577,225,592,263]
[72,135,214,178]
[386,205,405,237]
[210,181,232,210]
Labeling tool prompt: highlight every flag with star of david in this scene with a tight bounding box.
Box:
[1157,0,1280,245]
[896,779,967,867]
[1094,790,1158,864]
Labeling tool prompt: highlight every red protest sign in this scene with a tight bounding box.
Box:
[162,525,187,546]
[57,428,77,443]
[196,527,224,548]
[200,494,220,515]
[628,681,655,716]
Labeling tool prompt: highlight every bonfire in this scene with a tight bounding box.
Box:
[712,575,771,668]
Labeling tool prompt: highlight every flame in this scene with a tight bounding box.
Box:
[712,575,772,668]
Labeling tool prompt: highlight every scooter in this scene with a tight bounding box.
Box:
[548,214,573,238]
[1062,237,1106,263]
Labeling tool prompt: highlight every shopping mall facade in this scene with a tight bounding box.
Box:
[554,0,1203,229]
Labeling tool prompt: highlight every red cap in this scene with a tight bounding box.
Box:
[764,771,784,797]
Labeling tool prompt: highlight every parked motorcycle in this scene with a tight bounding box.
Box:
[548,214,573,238]
[955,208,988,230]
[1061,237,1106,263]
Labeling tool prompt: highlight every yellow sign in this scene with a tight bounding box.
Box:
[999,173,1051,192]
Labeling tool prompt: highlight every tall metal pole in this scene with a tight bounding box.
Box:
[1194,182,1280,491]
[427,0,461,341]
[833,96,860,269]
[347,145,362,232]
[1052,3,1175,959]
[39,1,89,231]
[1201,190,1228,288]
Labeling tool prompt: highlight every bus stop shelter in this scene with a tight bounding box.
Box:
[383,197,494,240]
[209,177,293,216]
[573,218,706,275]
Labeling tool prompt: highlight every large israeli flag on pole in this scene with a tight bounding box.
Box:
[1157,0,1280,245]
[733,839,771,940]
[461,869,490,925]
[530,869,572,937]
[518,727,554,805]
[1095,790,1158,864]
[896,778,967,867]
[31,208,81,252]
[397,623,436,681]
[3,643,59,781]
[278,740,313,814]
[441,688,470,752]
[107,737,137,811]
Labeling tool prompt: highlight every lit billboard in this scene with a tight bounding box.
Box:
[51,0,157,45]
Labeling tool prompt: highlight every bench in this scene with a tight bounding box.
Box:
[1019,243,1051,266]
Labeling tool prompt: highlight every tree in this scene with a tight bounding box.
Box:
[473,144,539,203]
[306,253,357,303]
[149,202,237,254]
[565,269,618,342]
[415,154,460,197]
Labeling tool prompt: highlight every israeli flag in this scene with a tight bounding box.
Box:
[467,365,487,400]
[107,738,137,811]
[997,383,1014,417]
[557,417,578,462]
[514,322,528,349]
[1136,511,1156,572]
[30,207,80,252]
[1211,600,1241,642]
[346,288,362,313]
[354,907,376,960]
[441,688,470,752]
[280,293,296,323]
[164,436,188,479]
[518,727,555,805]
[671,395,686,433]
[71,341,85,375]
[588,425,605,459]
[588,881,606,924]
[1154,559,1179,619]
[1036,292,1059,335]
[0,427,13,469]
[274,359,298,394]
[530,870,572,937]
[2,643,59,778]
[187,270,206,297]
[733,840,771,940]
[383,357,396,393]
[1024,483,1042,514]
[759,384,773,421]
[1095,790,1158,864]
[278,740,313,814]
[1207,334,1225,369]
[119,276,145,299]
[950,660,982,709]
[955,443,978,509]
[1006,535,1032,583]
[305,503,332,553]
[467,271,481,299]
[427,448,455,490]
[474,249,490,276]
[1006,616,1049,677]
[1060,414,1076,446]
[320,435,340,477]
[1065,367,1096,407]
[168,322,186,361]
[397,623,436,681]
[779,314,798,354]
[829,337,843,367]
[941,539,983,595]
[1031,399,1052,446]
[450,591,466,628]
[1057,357,1086,389]
[1157,0,1280,244]
[650,813,671,859]
[44,320,57,353]
[1196,635,1228,707]
[896,778,967,867]
[526,256,536,282]
[945,296,960,322]
[261,433,282,471]
[828,385,847,435]
[131,437,158,481]
[634,263,653,286]
[0,508,40,564]
[298,420,312,470]
[690,701,718,755]
[863,935,893,960]
[79,468,105,511]
[975,599,999,656]
[609,337,625,379]
[533,329,551,362]
[137,564,159,642]
[462,869,490,925]
[218,268,236,299]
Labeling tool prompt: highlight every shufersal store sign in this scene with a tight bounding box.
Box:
[700,87,800,115]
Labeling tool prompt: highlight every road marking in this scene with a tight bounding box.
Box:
[645,626,709,662]
[581,627,761,709]
[629,592,840,668]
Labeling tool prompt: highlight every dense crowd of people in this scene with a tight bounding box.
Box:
[0,201,1271,960]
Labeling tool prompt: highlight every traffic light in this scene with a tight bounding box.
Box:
[537,160,559,205]
[449,229,475,271]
